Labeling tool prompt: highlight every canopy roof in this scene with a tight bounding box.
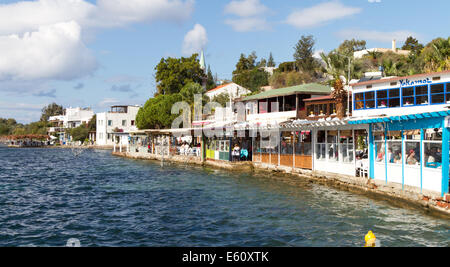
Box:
[242,83,331,101]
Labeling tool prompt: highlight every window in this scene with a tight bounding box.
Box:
[316,130,326,160]
[340,130,354,163]
[402,87,414,106]
[122,120,126,126]
[405,131,421,166]
[365,92,375,109]
[387,132,402,164]
[108,120,112,126]
[280,132,293,155]
[377,90,388,108]
[131,120,135,126]
[424,142,442,168]
[446,83,450,103]
[355,93,364,110]
[430,84,445,104]
[327,130,339,162]
[388,88,401,108]
[295,131,312,156]
[415,85,429,105]
[375,142,385,163]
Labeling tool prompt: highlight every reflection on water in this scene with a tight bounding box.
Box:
[0,147,448,247]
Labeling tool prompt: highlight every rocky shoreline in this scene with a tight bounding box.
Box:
[112,151,450,219]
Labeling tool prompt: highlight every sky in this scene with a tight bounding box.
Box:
[0,0,448,123]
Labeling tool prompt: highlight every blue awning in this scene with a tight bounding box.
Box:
[348,110,450,125]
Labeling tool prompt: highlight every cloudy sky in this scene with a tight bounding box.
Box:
[0,0,448,123]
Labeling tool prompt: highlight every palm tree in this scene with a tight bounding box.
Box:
[320,52,353,118]
[423,37,450,72]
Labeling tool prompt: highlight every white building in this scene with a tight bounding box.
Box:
[353,39,410,59]
[96,105,140,147]
[49,107,94,144]
[205,83,251,100]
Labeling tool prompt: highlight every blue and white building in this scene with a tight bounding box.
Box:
[349,70,450,196]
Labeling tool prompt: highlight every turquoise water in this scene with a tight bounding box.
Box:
[0,147,448,247]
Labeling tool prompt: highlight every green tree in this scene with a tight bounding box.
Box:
[155,54,205,95]
[69,123,89,142]
[40,103,64,122]
[206,65,216,90]
[88,115,96,132]
[420,37,450,72]
[212,93,230,107]
[232,52,269,92]
[267,52,276,67]
[293,35,317,73]
[337,39,367,57]
[136,94,183,129]
[402,36,424,54]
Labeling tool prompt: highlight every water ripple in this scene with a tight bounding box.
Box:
[0,147,448,247]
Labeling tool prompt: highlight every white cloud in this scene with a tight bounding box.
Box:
[94,0,195,28]
[98,98,120,108]
[0,0,195,34]
[0,0,195,85]
[0,0,96,35]
[368,0,381,3]
[336,29,420,43]
[182,24,208,56]
[286,1,361,28]
[0,21,97,81]
[224,0,271,32]
[225,17,270,32]
[224,0,268,17]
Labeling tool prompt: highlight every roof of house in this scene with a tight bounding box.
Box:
[242,83,331,101]
[352,70,450,87]
[303,95,334,102]
[206,83,232,93]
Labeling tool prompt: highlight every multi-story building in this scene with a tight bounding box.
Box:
[48,107,94,144]
[96,105,140,147]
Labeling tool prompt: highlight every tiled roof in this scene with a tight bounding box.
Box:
[207,83,231,93]
[242,83,331,101]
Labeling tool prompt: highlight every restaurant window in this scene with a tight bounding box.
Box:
[307,105,314,117]
[424,129,443,169]
[386,132,402,164]
[415,85,429,105]
[327,130,339,162]
[365,92,375,109]
[404,130,421,166]
[388,88,401,108]
[280,132,293,155]
[374,132,385,162]
[447,83,450,103]
[261,135,270,154]
[354,93,364,110]
[430,84,445,104]
[329,103,336,115]
[259,101,268,114]
[377,90,388,108]
[402,87,414,106]
[295,131,312,156]
[340,130,354,163]
[316,130,326,160]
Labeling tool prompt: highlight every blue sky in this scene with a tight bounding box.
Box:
[0,0,448,123]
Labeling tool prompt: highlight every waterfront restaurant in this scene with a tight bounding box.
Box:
[251,119,368,177]
[349,70,450,196]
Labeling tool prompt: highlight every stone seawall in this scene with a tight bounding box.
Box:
[112,151,450,219]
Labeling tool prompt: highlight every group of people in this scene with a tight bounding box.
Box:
[377,146,443,167]
[232,143,250,162]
